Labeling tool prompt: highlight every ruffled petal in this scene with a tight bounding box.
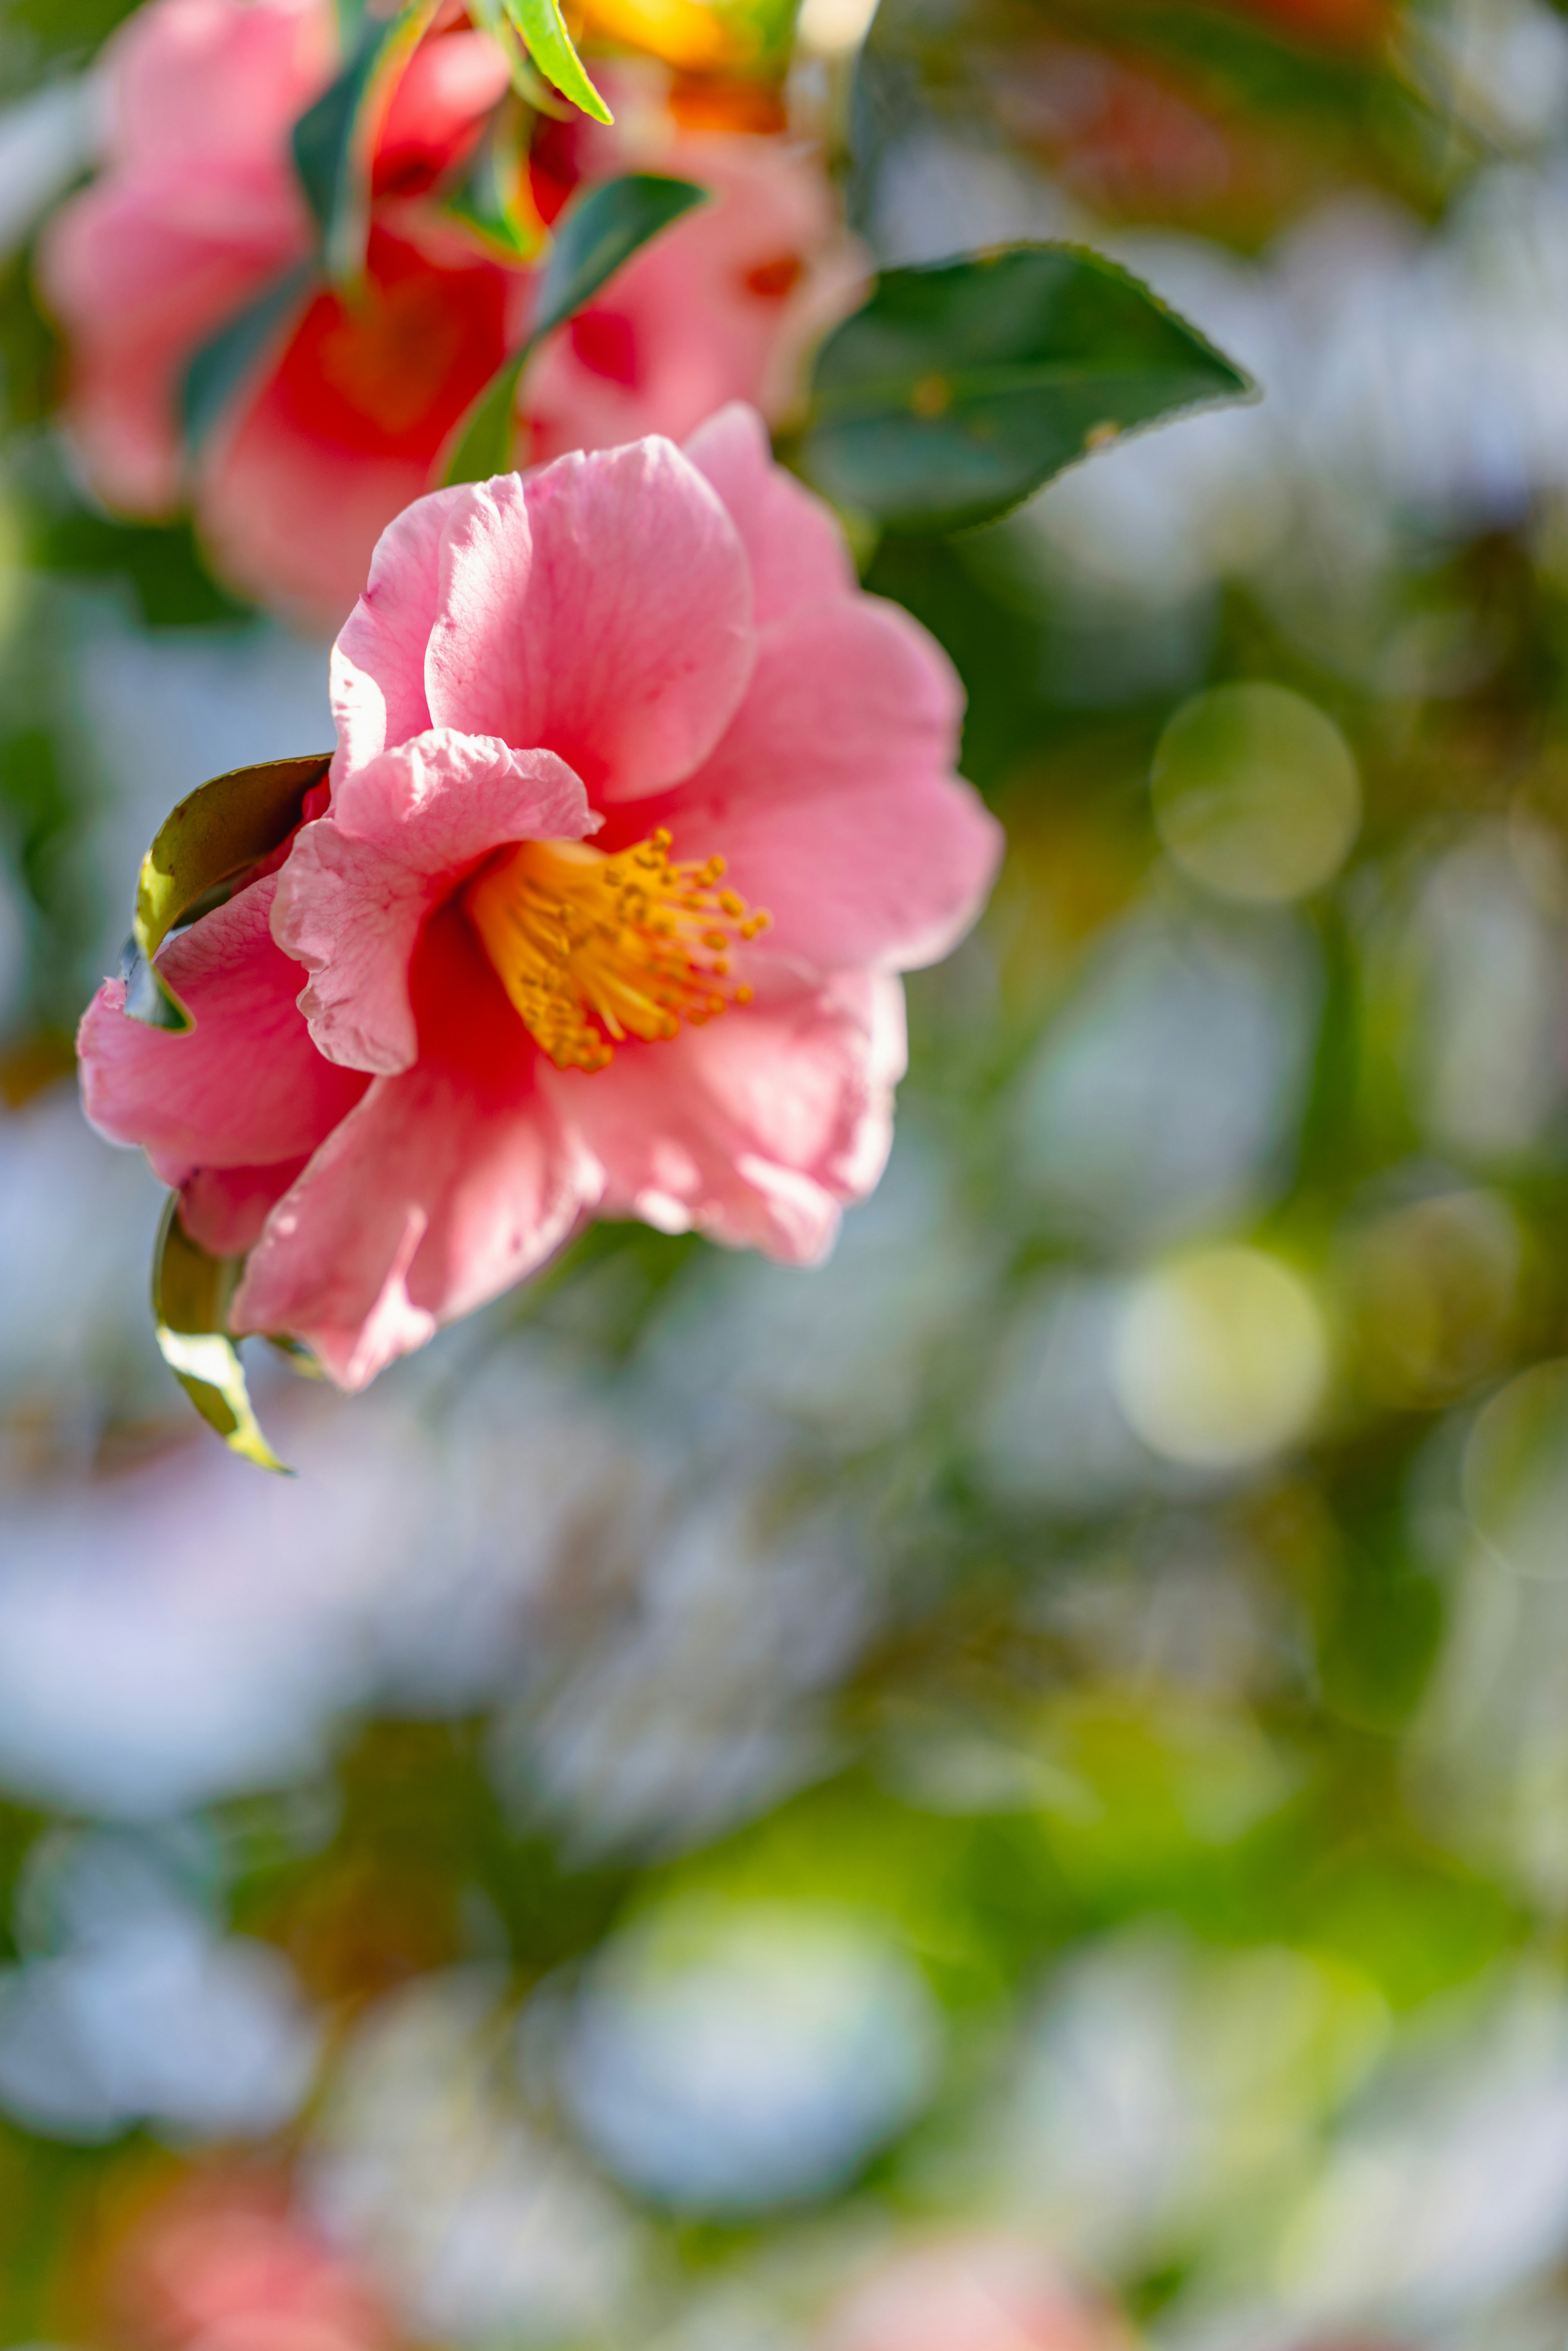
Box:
[641,597,1001,976]
[232,908,595,1389]
[685,403,854,628]
[77,874,368,1174]
[273,728,592,1076]
[330,479,476,772]
[424,439,755,800]
[546,971,906,1264]
[179,1157,310,1257]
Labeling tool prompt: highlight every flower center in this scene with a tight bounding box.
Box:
[463,830,769,1074]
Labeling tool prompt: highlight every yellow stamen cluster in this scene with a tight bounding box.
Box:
[464,829,768,1074]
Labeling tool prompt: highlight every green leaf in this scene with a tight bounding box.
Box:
[442,98,547,264]
[181,264,314,456]
[120,752,333,1032]
[796,243,1256,536]
[439,172,708,484]
[152,1197,290,1473]
[532,172,707,343]
[497,0,613,123]
[291,0,440,283]
[468,0,572,107]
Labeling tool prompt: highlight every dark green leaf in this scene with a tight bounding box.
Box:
[180,265,314,455]
[533,173,707,343]
[497,0,613,123]
[797,243,1256,535]
[120,751,332,1032]
[151,1197,290,1473]
[439,173,708,484]
[291,0,439,283]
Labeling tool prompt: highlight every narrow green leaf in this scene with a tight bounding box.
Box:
[439,172,707,484]
[291,0,440,283]
[468,0,571,107]
[797,243,1256,536]
[121,752,333,1032]
[499,0,613,122]
[181,265,314,456]
[152,1197,290,1473]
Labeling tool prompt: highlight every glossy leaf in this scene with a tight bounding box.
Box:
[440,172,707,484]
[291,0,439,283]
[797,243,1255,536]
[498,0,613,123]
[120,752,333,1033]
[152,1197,290,1473]
[181,264,314,456]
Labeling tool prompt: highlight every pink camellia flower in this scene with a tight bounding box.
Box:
[523,67,862,466]
[822,2237,1131,2351]
[118,2172,394,2351]
[37,0,862,633]
[78,409,1002,1391]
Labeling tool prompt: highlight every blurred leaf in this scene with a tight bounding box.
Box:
[440,173,707,483]
[120,751,332,1032]
[291,0,440,284]
[33,509,252,626]
[152,1197,289,1473]
[797,243,1254,535]
[180,265,314,455]
[442,99,548,263]
[497,0,614,123]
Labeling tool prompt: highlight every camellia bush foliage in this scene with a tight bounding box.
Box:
[51,0,1250,1461]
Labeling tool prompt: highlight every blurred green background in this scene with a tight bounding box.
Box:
[3,0,1568,2346]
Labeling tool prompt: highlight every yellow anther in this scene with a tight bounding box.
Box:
[464,831,768,1074]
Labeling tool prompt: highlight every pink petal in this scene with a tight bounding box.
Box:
[643,597,1002,976]
[374,26,512,192]
[273,728,592,1076]
[39,192,307,516]
[78,874,369,1176]
[36,0,326,515]
[233,909,594,1389]
[202,396,439,643]
[179,1157,309,1257]
[423,440,755,800]
[110,0,332,175]
[685,403,854,629]
[331,479,477,771]
[546,971,906,1264]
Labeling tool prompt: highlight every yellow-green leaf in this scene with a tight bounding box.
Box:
[152,1198,290,1473]
[500,0,613,123]
[121,751,332,1033]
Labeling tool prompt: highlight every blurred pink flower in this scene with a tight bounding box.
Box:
[37,0,862,633]
[78,410,1002,1389]
[823,2237,1130,2351]
[121,2175,392,2351]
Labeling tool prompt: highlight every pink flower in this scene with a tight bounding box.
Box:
[822,2238,1131,2351]
[78,410,1002,1391]
[118,2172,394,2351]
[37,0,862,633]
[523,71,863,466]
